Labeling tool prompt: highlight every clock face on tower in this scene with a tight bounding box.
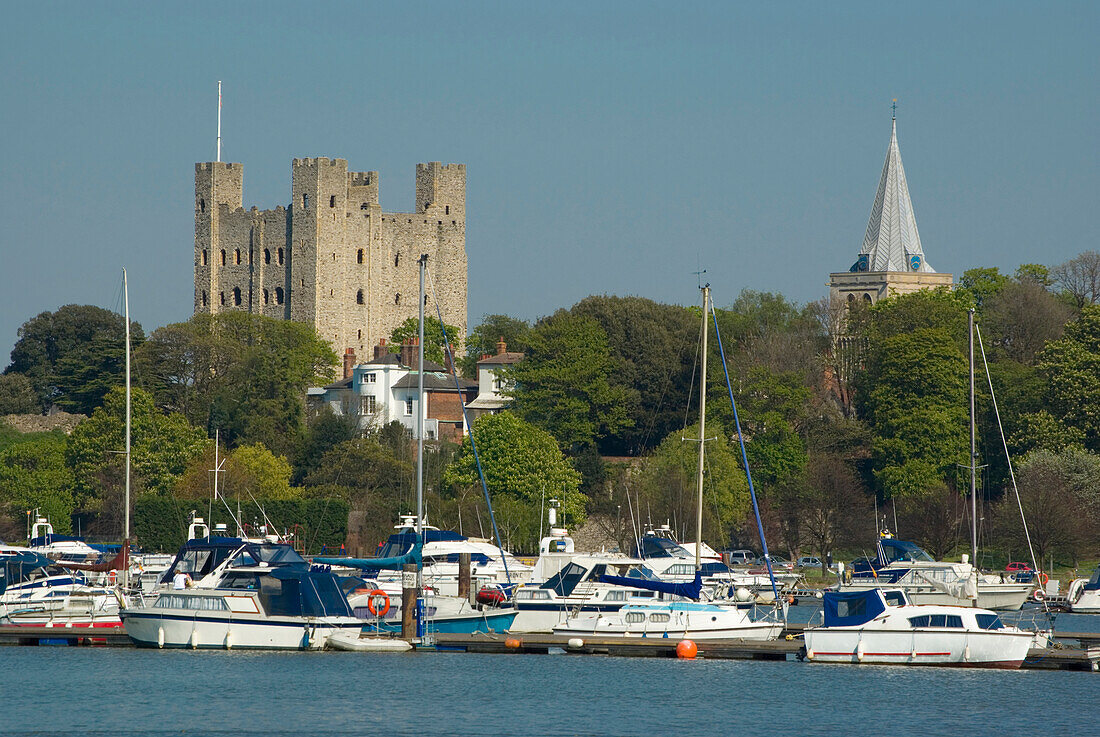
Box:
[909,255,922,271]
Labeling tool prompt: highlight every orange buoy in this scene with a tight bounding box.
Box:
[505,637,522,650]
[676,639,698,659]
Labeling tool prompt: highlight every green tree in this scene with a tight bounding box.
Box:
[957,267,1010,312]
[460,314,531,377]
[1015,263,1052,287]
[0,433,74,534]
[389,316,461,366]
[442,412,582,551]
[569,296,698,455]
[506,312,633,451]
[796,454,872,571]
[1037,305,1100,452]
[66,388,207,516]
[633,420,749,549]
[137,312,337,455]
[0,373,39,415]
[6,304,144,413]
[293,407,360,484]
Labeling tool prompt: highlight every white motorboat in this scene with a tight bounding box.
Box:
[839,537,1032,610]
[803,588,1034,668]
[1067,565,1100,613]
[121,538,361,650]
[0,545,128,628]
[554,600,783,641]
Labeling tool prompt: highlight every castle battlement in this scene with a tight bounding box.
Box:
[194,157,467,360]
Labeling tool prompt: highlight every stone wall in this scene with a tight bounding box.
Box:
[194,158,467,358]
[3,412,86,434]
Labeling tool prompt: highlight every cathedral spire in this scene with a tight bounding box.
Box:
[853,113,933,274]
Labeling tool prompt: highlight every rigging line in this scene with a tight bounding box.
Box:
[683,331,700,432]
[425,264,511,583]
[974,324,1042,586]
[638,317,699,453]
[709,302,780,603]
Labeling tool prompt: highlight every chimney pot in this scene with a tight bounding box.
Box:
[343,348,356,379]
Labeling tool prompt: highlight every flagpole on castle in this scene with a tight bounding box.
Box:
[216,81,222,162]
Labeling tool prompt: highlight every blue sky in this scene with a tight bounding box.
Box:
[0,1,1096,357]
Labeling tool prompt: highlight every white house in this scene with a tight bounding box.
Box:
[464,338,524,421]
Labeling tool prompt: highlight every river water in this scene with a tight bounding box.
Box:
[3,610,1096,737]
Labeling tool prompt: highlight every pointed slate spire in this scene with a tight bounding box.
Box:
[853,115,934,273]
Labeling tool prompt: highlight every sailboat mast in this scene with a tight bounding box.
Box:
[416,254,427,584]
[695,285,709,572]
[123,269,131,543]
[969,308,978,594]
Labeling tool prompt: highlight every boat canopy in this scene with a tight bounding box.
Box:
[0,551,55,594]
[634,536,691,559]
[28,533,87,547]
[822,590,887,627]
[376,529,467,559]
[599,571,703,600]
[159,538,308,584]
[1086,565,1100,592]
[217,566,354,618]
[315,543,422,571]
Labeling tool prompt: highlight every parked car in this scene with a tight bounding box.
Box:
[752,556,793,571]
[1005,561,1032,572]
[724,549,756,566]
[797,556,823,569]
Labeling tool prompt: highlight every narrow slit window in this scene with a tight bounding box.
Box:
[356,289,364,305]
[330,195,336,208]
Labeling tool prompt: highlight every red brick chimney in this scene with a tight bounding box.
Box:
[401,338,419,368]
[496,337,507,355]
[343,348,356,379]
[374,338,388,361]
[444,343,455,374]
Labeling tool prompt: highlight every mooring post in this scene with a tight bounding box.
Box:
[401,563,417,641]
[458,553,472,603]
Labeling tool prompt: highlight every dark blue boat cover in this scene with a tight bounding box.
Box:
[598,570,702,600]
[822,590,885,627]
[315,543,422,571]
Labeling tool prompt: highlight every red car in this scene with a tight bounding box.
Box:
[1005,562,1032,572]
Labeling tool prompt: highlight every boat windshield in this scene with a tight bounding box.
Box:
[882,590,907,607]
[636,537,690,559]
[976,613,1005,630]
[879,539,936,565]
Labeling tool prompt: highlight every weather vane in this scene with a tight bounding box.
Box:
[892,98,897,120]
[693,268,707,289]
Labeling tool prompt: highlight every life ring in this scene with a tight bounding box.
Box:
[1032,588,1046,602]
[106,570,118,585]
[1038,571,1049,586]
[366,589,390,617]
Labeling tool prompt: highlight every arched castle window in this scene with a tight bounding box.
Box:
[263,289,269,305]
[264,249,271,264]
[394,253,400,268]
[424,202,429,211]
[847,294,855,303]
[357,329,362,341]
[201,291,208,307]
[862,294,873,303]
[360,202,369,210]
[356,289,364,305]
[357,249,364,264]
[330,195,336,208]
[220,292,225,306]
[302,193,309,209]
[445,205,449,215]
[234,249,241,265]
[275,287,284,304]
[220,250,226,266]
[199,198,205,213]
[233,287,242,306]
[277,248,284,265]
[202,250,208,266]
[395,293,401,305]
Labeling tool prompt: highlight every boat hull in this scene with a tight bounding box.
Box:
[121,610,361,650]
[803,627,1033,668]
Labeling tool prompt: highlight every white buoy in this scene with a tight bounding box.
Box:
[733,587,753,602]
[567,638,585,649]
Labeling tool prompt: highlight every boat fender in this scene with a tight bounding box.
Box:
[910,649,917,660]
[107,570,117,585]
[189,628,198,649]
[157,626,164,649]
[366,590,391,617]
[505,637,522,650]
[855,643,865,662]
[567,638,584,650]
[225,629,233,650]
[805,648,814,660]
[676,640,697,659]
[964,644,971,662]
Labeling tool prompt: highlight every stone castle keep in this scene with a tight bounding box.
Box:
[193,158,468,356]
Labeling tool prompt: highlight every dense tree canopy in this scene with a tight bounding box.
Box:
[0,433,74,535]
[461,314,531,377]
[6,305,144,413]
[389,316,461,366]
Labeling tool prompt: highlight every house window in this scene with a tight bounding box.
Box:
[277,248,284,265]
[263,289,269,305]
[220,250,226,266]
[201,249,208,266]
[275,287,284,304]
[356,289,364,305]
[364,373,376,384]
[361,395,377,415]
[404,399,413,416]
[233,287,242,306]
[330,195,336,208]
[357,249,364,264]
[234,248,241,265]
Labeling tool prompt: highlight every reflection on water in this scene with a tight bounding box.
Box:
[4,627,1093,737]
